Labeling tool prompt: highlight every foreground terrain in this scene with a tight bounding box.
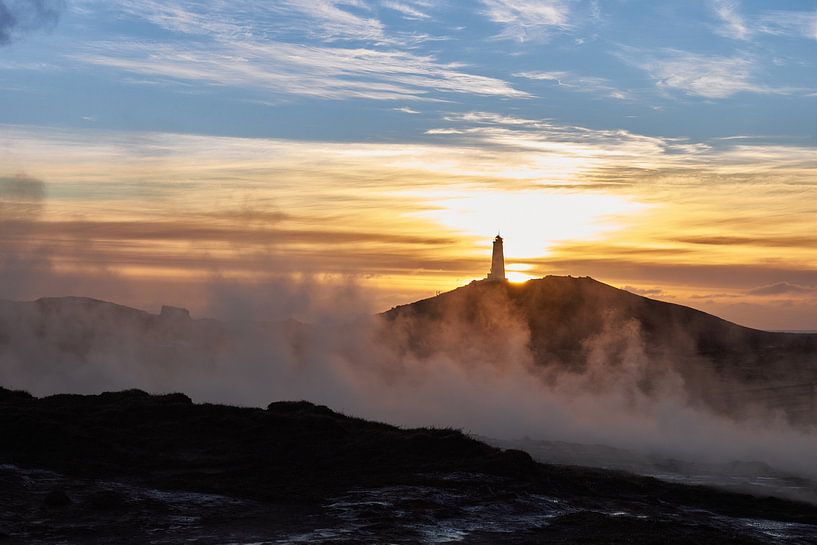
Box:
[2,388,817,544]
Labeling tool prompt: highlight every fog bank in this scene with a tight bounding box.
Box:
[1,277,816,488]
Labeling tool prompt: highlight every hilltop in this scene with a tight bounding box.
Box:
[382,276,817,419]
[385,276,817,373]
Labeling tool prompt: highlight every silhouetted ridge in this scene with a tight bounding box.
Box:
[267,400,345,417]
[382,276,817,418]
[385,275,817,368]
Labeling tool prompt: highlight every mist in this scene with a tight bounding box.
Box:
[1,273,816,487]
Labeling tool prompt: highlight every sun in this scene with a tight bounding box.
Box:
[413,188,645,260]
[506,271,534,283]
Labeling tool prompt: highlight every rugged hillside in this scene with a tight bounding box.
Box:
[383,276,817,381]
[1,388,817,544]
[382,276,817,419]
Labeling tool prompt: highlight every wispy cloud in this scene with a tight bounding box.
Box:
[272,0,386,42]
[756,10,817,42]
[480,0,570,41]
[747,282,817,297]
[382,1,429,20]
[116,0,386,43]
[424,111,817,186]
[75,40,528,101]
[435,111,673,153]
[624,49,794,99]
[709,1,817,42]
[711,0,750,40]
[70,1,527,101]
[515,70,631,100]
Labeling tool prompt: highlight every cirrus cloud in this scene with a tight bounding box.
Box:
[480,0,570,42]
[623,49,799,99]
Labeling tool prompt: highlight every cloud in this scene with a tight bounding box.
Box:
[756,10,817,42]
[0,0,64,46]
[708,2,817,42]
[675,235,817,248]
[68,0,528,102]
[115,0,385,43]
[75,40,529,101]
[70,1,527,101]
[382,1,429,20]
[621,286,665,297]
[480,0,570,41]
[273,0,386,42]
[747,282,817,297]
[0,218,457,249]
[429,111,688,164]
[711,0,750,40]
[515,70,631,100]
[0,174,45,216]
[625,49,792,99]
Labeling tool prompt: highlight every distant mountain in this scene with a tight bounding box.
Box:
[0,296,228,370]
[382,276,817,418]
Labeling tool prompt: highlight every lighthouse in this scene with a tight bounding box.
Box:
[486,234,506,281]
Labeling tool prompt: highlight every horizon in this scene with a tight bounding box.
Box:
[7,273,817,337]
[1,1,816,330]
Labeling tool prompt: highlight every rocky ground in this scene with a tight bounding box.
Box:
[1,387,817,544]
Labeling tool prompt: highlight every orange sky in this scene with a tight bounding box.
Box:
[1,123,815,330]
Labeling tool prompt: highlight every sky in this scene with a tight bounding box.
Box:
[0,0,816,329]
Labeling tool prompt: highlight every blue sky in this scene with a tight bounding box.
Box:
[2,0,815,143]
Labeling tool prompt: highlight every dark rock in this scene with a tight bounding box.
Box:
[157,392,193,404]
[267,400,337,417]
[1,387,816,538]
[160,305,191,320]
[0,388,33,403]
[84,490,130,511]
[99,389,150,401]
[43,489,71,507]
[534,510,766,544]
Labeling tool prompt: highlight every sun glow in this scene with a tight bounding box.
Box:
[506,271,534,283]
[413,188,646,259]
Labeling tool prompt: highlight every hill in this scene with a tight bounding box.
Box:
[382,276,817,419]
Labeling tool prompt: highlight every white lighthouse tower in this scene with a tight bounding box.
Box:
[486,234,506,281]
